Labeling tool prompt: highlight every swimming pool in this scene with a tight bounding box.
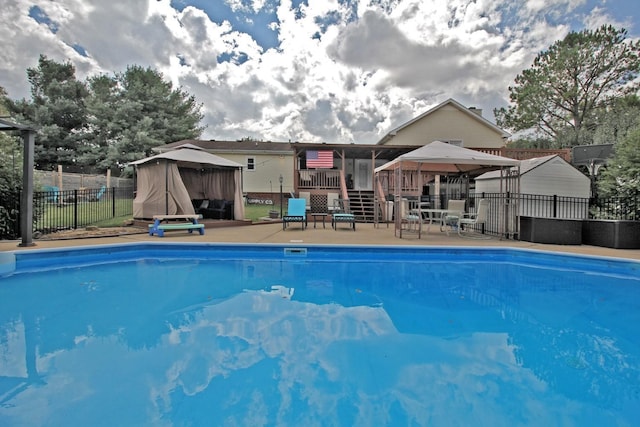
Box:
[1,243,639,426]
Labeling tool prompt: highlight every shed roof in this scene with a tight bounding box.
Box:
[475,155,580,180]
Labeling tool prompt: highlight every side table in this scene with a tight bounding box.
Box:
[311,213,328,228]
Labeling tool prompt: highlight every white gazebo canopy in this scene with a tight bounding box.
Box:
[375,140,520,174]
[129,144,243,169]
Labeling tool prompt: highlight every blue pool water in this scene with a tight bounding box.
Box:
[0,243,639,426]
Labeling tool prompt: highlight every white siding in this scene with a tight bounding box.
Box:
[214,153,294,194]
[474,157,591,219]
[521,157,590,198]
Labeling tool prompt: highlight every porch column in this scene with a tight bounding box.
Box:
[293,147,299,194]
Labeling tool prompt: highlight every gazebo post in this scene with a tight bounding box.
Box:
[18,129,36,247]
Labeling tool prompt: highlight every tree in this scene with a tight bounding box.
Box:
[8,58,204,175]
[598,127,640,198]
[7,55,89,170]
[0,86,9,117]
[495,25,640,147]
[505,136,556,149]
[81,74,121,168]
[0,86,23,238]
[592,95,640,146]
[86,66,204,173]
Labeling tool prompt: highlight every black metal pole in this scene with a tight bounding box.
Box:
[280,182,283,218]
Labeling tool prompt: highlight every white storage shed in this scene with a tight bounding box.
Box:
[475,155,591,219]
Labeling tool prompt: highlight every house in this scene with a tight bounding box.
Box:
[475,155,591,219]
[160,139,294,204]
[377,98,511,149]
[158,99,566,220]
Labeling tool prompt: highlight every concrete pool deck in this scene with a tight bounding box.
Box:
[1,221,639,261]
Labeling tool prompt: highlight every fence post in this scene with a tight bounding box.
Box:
[73,189,78,229]
[112,187,116,217]
[553,194,557,218]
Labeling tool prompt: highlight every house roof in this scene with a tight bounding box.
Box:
[160,139,293,153]
[159,139,419,162]
[376,98,511,145]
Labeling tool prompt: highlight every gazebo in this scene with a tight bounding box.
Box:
[374,141,520,238]
[130,144,245,220]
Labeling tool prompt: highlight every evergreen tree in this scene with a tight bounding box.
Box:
[87,65,204,173]
[598,127,640,203]
[495,25,640,147]
[8,55,89,170]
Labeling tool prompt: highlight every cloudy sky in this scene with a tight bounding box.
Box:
[1,0,638,144]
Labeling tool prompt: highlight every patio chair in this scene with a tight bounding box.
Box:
[327,192,340,214]
[443,199,466,234]
[299,191,312,212]
[331,198,356,231]
[283,198,308,230]
[401,198,421,233]
[454,199,490,238]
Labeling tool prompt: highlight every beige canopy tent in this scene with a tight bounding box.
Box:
[374,141,520,238]
[130,145,244,220]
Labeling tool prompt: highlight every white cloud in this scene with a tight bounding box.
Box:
[0,0,637,143]
[525,0,586,14]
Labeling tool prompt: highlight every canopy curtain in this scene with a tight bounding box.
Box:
[233,169,245,220]
[133,161,194,218]
[180,168,235,200]
[179,167,242,219]
[167,162,195,215]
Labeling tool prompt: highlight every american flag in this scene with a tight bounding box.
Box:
[306,150,334,168]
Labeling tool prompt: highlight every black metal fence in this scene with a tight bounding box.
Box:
[418,192,638,237]
[0,186,134,240]
[468,193,638,221]
[1,188,638,240]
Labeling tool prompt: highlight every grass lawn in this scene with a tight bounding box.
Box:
[243,204,284,221]
[36,202,285,233]
[36,199,136,230]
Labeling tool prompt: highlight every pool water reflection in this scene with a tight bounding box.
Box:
[0,244,639,426]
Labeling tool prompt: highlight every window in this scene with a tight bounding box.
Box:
[247,157,255,171]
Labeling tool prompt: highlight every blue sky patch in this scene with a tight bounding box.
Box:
[70,43,88,57]
[217,51,249,65]
[171,0,280,51]
[28,5,58,34]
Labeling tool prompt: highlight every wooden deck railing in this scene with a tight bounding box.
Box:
[298,170,341,190]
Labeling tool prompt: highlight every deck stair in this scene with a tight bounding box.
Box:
[346,190,378,222]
